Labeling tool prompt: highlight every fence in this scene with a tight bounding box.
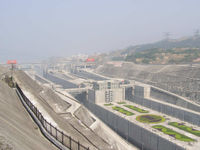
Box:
[16,83,89,150]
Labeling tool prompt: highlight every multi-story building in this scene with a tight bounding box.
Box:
[88,80,125,103]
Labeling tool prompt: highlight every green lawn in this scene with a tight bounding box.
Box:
[136,114,165,124]
[124,105,149,113]
[104,103,113,106]
[169,122,200,137]
[117,102,126,104]
[112,106,134,116]
[153,125,195,142]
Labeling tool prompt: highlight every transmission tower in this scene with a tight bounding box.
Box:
[194,29,200,38]
[164,32,171,40]
[163,32,171,51]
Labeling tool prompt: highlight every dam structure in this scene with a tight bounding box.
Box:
[19,62,200,150]
[19,66,137,150]
[79,79,200,150]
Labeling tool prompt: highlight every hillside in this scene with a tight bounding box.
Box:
[0,66,57,150]
[95,62,200,104]
[125,47,200,64]
[110,36,200,64]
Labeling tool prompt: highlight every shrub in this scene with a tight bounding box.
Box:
[136,114,165,124]
[117,102,126,104]
[104,103,113,106]
[112,106,134,116]
[124,105,149,113]
[153,125,195,142]
[169,122,200,137]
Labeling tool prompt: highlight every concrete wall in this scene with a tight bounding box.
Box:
[113,88,124,102]
[125,87,133,100]
[150,87,200,113]
[82,100,184,150]
[128,96,200,126]
[95,90,106,103]
[73,91,87,104]
[124,85,200,126]
[88,89,95,103]
[134,85,144,98]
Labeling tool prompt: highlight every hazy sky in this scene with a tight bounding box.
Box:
[0,0,200,63]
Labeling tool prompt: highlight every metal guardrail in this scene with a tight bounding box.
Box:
[16,83,90,150]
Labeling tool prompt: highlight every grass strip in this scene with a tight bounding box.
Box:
[153,125,195,142]
[104,103,113,106]
[112,106,134,116]
[169,122,200,137]
[117,102,126,104]
[124,105,149,113]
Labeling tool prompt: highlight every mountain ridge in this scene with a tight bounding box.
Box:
[109,36,200,64]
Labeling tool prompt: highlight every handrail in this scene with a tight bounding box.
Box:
[16,83,90,150]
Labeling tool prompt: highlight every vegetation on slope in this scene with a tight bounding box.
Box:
[125,48,200,64]
[109,36,200,64]
[123,36,200,55]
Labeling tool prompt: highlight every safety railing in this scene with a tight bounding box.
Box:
[16,83,90,150]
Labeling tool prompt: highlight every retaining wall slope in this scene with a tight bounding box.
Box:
[0,80,57,150]
[13,70,113,150]
[96,63,200,103]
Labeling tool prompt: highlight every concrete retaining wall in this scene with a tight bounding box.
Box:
[134,85,144,98]
[88,89,95,103]
[82,100,185,150]
[124,85,200,126]
[150,87,200,113]
[125,87,133,100]
[128,96,200,126]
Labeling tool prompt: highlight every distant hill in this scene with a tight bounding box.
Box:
[110,36,200,64]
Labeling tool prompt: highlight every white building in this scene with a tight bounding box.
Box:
[88,80,125,104]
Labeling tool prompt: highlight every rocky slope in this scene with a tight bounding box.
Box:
[96,62,200,104]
